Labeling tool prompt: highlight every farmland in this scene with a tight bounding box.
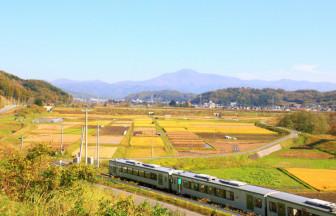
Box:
[286,168,336,191]
[1,105,336,202]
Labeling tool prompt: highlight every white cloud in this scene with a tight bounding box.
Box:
[291,64,319,73]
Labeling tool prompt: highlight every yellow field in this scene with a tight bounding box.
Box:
[133,118,154,127]
[130,137,164,147]
[158,120,275,134]
[286,168,336,191]
[126,147,167,158]
[72,146,117,158]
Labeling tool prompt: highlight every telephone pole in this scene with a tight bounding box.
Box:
[60,124,64,154]
[96,124,100,168]
[82,108,90,165]
[79,125,84,162]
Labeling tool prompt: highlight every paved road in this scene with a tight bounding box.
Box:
[95,184,205,216]
[0,105,17,114]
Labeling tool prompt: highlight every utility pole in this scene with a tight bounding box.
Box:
[79,125,84,162]
[96,124,100,168]
[60,124,64,154]
[81,108,91,165]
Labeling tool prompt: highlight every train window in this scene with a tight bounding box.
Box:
[254,198,262,208]
[215,188,225,198]
[278,203,286,216]
[150,173,157,180]
[139,170,144,177]
[191,182,199,191]
[132,169,139,176]
[183,180,190,189]
[145,172,151,179]
[288,207,302,216]
[207,186,214,195]
[164,177,167,182]
[227,191,234,201]
[199,184,206,193]
[127,167,133,174]
[119,166,122,172]
[270,202,277,213]
[158,174,163,185]
[123,167,127,173]
[111,166,117,173]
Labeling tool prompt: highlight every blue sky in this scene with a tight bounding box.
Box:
[0,0,335,83]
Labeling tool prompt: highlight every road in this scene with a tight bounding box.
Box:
[0,105,17,114]
[95,184,205,216]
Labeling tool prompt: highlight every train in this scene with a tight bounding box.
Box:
[109,158,336,216]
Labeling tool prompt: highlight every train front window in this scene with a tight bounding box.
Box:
[254,198,262,208]
[270,202,277,213]
[288,207,302,216]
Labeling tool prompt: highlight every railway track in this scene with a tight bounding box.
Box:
[99,173,243,216]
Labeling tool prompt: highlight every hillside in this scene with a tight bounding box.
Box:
[125,90,195,102]
[192,88,336,107]
[0,70,72,105]
[52,69,336,99]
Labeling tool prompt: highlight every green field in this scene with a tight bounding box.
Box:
[194,167,305,190]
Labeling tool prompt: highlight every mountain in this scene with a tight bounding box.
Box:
[52,69,336,99]
[0,70,72,105]
[125,90,196,102]
[192,88,336,107]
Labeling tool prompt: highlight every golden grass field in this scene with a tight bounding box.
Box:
[130,137,165,147]
[286,168,336,191]
[72,146,117,158]
[126,147,167,158]
[158,119,275,134]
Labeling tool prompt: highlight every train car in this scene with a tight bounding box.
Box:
[171,171,277,216]
[267,192,336,216]
[109,158,176,190]
[109,159,336,216]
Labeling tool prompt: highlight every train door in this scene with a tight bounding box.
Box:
[247,194,254,211]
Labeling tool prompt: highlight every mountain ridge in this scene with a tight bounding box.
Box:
[52,69,336,98]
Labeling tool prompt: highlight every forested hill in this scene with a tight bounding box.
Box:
[0,70,72,105]
[192,88,336,107]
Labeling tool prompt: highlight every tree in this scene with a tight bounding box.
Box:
[34,98,43,106]
[169,100,177,106]
[278,111,329,134]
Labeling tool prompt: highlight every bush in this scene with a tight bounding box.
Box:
[278,111,329,134]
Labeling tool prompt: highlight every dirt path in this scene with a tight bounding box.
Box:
[94,184,205,216]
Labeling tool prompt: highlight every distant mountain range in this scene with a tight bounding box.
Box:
[51,69,336,99]
[125,90,195,102]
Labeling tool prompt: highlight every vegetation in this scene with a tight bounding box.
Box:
[0,70,72,105]
[192,88,336,106]
[278,111,329,134]
[0,145,176,215]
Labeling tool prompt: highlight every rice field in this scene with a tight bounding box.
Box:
[130,137,165,147]
[286,168,336,191]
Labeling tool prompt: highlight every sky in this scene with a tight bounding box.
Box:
[0,0,336,83]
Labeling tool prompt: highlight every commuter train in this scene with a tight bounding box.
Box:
[109,159,336,216]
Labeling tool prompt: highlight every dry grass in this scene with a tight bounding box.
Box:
[286,168,336,191]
